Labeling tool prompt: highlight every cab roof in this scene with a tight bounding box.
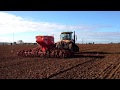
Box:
[61,32,73,34]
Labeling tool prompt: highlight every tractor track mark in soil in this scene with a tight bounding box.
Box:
[103,63,120,79]
[69,58,104,79]
[106,63,120,79]
[49,57,103,79]
[96,59,120,79]
[45,58,98,79]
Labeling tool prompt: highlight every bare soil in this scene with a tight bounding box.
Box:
[0,44,120,79]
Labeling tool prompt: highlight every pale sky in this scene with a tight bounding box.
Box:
[0,11,120,44]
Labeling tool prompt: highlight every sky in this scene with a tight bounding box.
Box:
[0,11,120,44]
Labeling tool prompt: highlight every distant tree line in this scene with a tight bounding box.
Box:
[11,42,37,45]
[109,42,120,44]
[13,40,37,45]
[86,42,95,44]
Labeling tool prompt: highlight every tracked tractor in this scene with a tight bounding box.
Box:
[17,31,79,58]
[56,31,79,52]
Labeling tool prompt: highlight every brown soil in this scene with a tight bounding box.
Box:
[0,44,120,79]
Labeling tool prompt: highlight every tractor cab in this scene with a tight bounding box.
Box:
[60,32,73,40]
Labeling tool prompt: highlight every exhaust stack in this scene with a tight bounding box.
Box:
[74,31,75,44]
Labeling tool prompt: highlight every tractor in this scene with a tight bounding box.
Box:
[56,31,79,52]
[17,31,79,58]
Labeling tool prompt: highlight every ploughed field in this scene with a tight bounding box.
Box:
[0,44,120,79]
